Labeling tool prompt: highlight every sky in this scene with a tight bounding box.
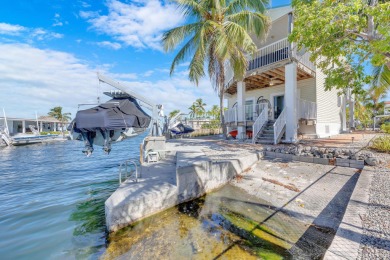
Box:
[0,0,290,118]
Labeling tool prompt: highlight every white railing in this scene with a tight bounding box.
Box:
[224,37,316,90]
[298,99,317,119]
[119,159,139,184]
[224,106,237,124]
[273,108,286,144]
[293,49,315,73]
[248,38,289,72]
[252,104,269,143]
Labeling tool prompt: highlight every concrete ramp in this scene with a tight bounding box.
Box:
[105,149,264,232]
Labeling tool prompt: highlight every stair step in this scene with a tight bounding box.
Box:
[263,130,274,134]
[260,133,274,138]
[255,139,274,144]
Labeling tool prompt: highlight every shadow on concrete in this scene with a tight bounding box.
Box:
[288,172,360,259]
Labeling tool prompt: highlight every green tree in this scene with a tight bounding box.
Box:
[48,106,71,133]
[194,98,206,118]
[209,105,220,120]
[188,104,198,118]
[163,0,269,137]
[169,109,181,119]
[290,0,390,93]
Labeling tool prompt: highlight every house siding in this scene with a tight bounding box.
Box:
[315,68,343,137]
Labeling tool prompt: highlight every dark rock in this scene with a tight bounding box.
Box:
[365,157,379,166]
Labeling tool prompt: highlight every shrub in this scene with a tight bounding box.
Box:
[370,135,390,153]
[381,123,390,134]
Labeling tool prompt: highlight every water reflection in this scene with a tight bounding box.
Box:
[103,185,300,259]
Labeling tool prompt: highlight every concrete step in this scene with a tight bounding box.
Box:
[260,133,274,138]
[255,139,274,144]
[263,129,274,134]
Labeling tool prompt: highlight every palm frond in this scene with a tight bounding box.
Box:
[225,0,268,15]
[174,0,210,19]
[226,11,270,38]
[372,64,390,90]
[162,22,201,52]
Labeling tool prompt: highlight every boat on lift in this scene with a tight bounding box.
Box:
[167,112,194,136]
[69,73,164,156]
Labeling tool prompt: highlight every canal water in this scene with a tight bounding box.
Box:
[0,135,144,259]
[0,135,306,259]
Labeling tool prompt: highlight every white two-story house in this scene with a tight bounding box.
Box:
[224,5,348,144]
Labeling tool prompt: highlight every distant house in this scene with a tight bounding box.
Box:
[0,115,69,135]
[224,5,349,144]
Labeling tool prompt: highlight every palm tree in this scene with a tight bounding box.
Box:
[209,105,220,120]
[48,106,71,132]
[169,109,181,119]
[163,0,269,137]
[373,64,390,91]
[188,104,198,118]
[194,98,206,118]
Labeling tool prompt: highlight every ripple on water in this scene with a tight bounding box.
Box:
[0,135,144,259]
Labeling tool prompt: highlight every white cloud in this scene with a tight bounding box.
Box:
[143,70,154,77]
[52,13,63,27]
[96,41,121,50]
[30,28,64,41]
[0,43,218,119]
[0,23,26,35]
[108,72,138,80]
[81,0,184,50]
[0,43,99,118]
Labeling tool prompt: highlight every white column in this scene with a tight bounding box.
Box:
[341,95,347,132]
[22,120,26,134]
[39,121,43,132]
[54,122,57,131]
[349,91,355,130]
[285,63,298,142]
[237,81,246,139]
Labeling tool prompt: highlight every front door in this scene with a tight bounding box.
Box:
[245,100,254,121]
[273,95,284,120]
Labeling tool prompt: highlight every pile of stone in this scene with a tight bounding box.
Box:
[263,145,380,166]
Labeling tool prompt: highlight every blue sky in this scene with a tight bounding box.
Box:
[0,0,289,118]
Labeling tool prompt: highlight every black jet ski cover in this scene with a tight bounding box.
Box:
[71,97,151,131]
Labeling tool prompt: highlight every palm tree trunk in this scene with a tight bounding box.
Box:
[219,62,227,139]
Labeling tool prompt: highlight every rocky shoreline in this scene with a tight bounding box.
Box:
[261,144,381,166]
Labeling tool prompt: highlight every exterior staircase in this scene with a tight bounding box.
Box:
[254,120,275,144]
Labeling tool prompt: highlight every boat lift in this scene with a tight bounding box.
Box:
[97,73,165,137]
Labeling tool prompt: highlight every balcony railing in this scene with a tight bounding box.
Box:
[298,99,317,119]
[224,37,315,88]
[248,38,289,72]
[224,104,267,124]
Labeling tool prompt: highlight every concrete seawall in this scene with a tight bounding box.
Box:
[105,151,264,232]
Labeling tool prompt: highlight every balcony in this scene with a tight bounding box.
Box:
[224,38,316,95]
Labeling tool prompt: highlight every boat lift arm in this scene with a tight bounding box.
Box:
[97,73,164,136]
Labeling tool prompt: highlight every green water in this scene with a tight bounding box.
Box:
[102,185,306,259]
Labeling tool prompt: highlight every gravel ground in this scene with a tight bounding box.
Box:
[358,151,390,259]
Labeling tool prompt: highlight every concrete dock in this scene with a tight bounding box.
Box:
[105,138,264,232]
